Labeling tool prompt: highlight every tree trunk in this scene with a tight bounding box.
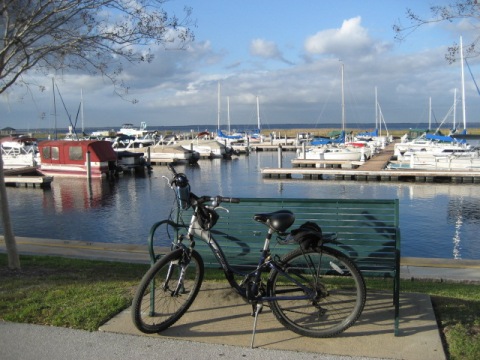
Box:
[0,151,21,269]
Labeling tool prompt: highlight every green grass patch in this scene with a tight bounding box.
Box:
[0,254,148,331]
[1,254,479,359]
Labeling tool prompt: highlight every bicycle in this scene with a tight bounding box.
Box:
[131,164,366,346]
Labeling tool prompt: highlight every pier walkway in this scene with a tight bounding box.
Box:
[262,142,480,183]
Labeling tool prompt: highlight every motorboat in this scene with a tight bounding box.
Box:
[176,139,233,159]
[1,136,40,169]
[38,139,118,177]
[127,144,200,164]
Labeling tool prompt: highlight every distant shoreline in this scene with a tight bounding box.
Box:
[5,123,480,139]
[15,128,480,140]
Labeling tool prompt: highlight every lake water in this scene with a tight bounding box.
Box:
[4,151,480,260]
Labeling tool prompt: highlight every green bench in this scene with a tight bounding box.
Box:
[148,197,401,335]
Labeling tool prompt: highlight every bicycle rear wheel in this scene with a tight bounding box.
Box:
[131,248,204,333]
[267,246,366,337]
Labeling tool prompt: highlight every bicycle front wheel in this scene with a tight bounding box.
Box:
[131,248,204,333]
[267,246,366,338]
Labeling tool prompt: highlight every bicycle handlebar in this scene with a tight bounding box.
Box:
[167,164,241,207]
[197,195,241,205]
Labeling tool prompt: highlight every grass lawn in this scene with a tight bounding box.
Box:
[1,254,479,360]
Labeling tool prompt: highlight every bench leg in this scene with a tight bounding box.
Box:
[394,250,401,336]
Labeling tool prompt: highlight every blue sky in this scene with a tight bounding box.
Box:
[2,0,479,131]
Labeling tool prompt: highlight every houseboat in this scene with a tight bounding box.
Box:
[38,140,117,178]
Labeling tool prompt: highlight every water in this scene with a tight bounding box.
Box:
[4,151,480,260]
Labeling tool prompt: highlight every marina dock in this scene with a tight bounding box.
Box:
[262,143,480,183]
[3,167,53,188]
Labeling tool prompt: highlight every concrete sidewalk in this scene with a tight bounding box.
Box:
[3,236,480,359]
[100,283,445,360]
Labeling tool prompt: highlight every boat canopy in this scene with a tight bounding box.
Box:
[311,130,345,145]
[216,129,242,140]
[424,133,466,144]
[39,140,117,163]
[356,128,378,138]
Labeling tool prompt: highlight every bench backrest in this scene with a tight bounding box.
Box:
[180,198,400,278]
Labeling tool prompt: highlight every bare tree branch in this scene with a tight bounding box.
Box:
[0,0,195,270]
[393,0,480,62]
[0,0,195,96]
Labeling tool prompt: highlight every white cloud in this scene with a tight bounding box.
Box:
[249,38,293,65]
[304,17,384,59]
[250,39,281,59]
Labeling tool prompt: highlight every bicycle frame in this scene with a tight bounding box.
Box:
[176,210,318,303]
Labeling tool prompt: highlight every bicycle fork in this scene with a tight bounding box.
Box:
[148,249,191,316]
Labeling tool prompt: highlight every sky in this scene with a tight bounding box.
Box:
[2,0,480,132]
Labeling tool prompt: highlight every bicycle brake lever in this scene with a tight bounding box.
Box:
[162,175,173,187]
[215,206,229,213]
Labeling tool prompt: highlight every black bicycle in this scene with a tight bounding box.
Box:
[131,164,366,344]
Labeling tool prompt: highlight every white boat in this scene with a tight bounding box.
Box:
[392,146,480,170]
[303,145,365,161]
[128,144,200,164]
[1,136,40,169]
[394,136,472,158]
[118,122,149,137]
[176,139,232,158]
[111,134,156,150]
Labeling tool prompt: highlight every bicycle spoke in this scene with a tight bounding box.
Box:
[268,247,366,338]
[132,249,204,333]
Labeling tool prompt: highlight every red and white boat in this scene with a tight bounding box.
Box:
[38,140,117,178]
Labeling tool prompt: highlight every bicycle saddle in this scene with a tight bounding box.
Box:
[253,210,295,233]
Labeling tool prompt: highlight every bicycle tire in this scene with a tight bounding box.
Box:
[267,246,366,338]
[131,248,204,333]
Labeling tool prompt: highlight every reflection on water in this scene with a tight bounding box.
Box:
[3,152,480,260]
[45,178,117,213]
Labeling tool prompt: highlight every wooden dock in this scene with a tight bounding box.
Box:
[262,143,480,183]
[3,167,53,188]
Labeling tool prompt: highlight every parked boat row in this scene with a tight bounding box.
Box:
[389,132,480,170]
[0,125,245,179]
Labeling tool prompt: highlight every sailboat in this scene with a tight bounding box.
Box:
[302,64,369,162]
[390,36,480,170]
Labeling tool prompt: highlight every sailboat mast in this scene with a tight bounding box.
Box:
[460,36,466,131]
[217,82,221,131]
[81,88,84,133]
[453,88,457,130]
[375,86,377,129]
[52,78,57,140]
[341,64,345,131]
[227,96,231,133]
[256,96,261,131]
[429,97,432,130]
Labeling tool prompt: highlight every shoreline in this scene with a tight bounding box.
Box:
[5,126,480,141]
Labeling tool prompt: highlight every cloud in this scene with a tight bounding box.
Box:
[304,16,388,59]
[249,38,294,65]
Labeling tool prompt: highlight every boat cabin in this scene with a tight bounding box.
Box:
[38,140,117,177]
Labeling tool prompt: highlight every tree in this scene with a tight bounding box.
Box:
[0,0,194,269]
[393,0,480,63]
